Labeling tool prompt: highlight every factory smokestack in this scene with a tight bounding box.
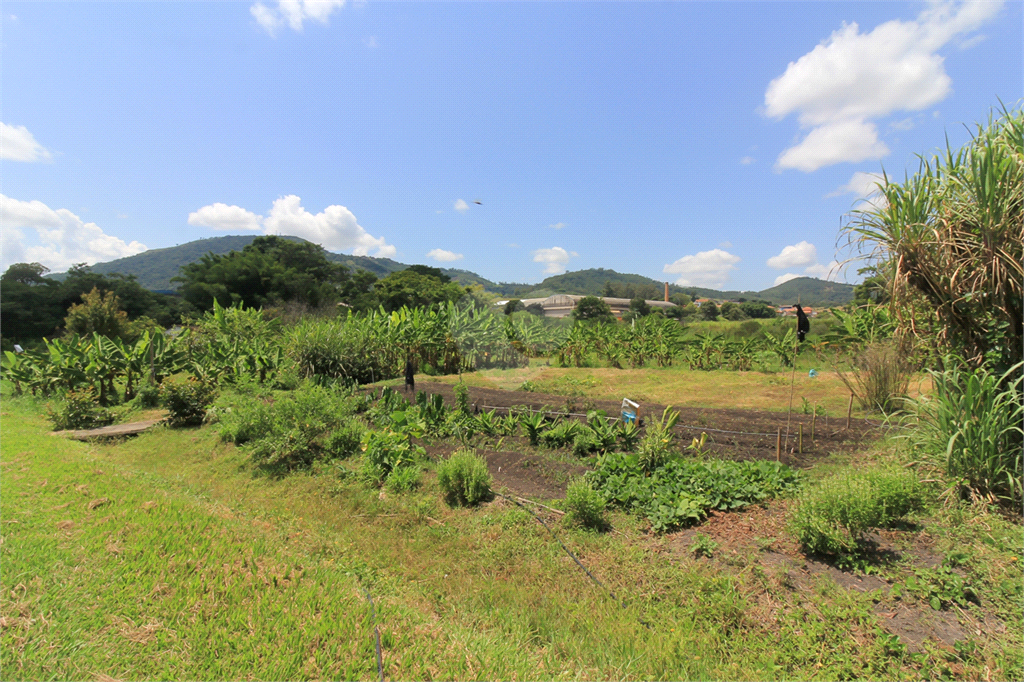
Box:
[664,282,669,302]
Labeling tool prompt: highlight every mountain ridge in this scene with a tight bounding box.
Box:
[44,235,853,307]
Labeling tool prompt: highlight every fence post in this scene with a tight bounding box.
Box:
[846,393,854,430]
[776,428,781,462]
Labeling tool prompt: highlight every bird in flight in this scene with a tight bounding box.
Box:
[472,199,483,205]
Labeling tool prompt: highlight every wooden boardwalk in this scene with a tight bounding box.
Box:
[59,419,164,441]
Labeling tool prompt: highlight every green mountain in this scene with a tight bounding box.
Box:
[48,235,499,292]
[45,237,853,307]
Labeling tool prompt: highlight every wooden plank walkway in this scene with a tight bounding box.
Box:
[59,419,164,441]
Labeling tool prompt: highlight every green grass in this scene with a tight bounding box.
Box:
[2,383,1021,680]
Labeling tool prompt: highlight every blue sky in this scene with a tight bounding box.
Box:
[2,1,1020,290]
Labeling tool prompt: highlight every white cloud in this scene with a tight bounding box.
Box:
[532,246,576,275]
[663,249,741,289]
[188,203,263,231]
[773,273,803,286]
[766,1,1001,171]
[251,0,346,35]
[718,240,733,249]
[1,122,52,162]
[188,195,395,257]
[426,248,463,263]
[363,36,377,48]
[775,119,889,172]
[740,156,755,165]
[0,194,147,272]
[767,241,817,269]
[804,260,841,280]
[890,117,916,131]
[549,222,566,230]
[828,171,885,199]
[453,199,469,214]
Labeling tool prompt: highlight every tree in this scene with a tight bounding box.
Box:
[700,301,720,321]
[504,299,525,315]
[64,288,132,340]
[340,270,380,312]
[572,296,615,323]
[670,292,692,307]
[174,236,350,311]
[525,303,546,316]
[629,297,652,317]
[374,270,466,312]
[405,264,451,283]
[740,301,777,319]
[719,301,748,321]
[1,262,52,285]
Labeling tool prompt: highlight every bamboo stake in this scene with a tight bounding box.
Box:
[798,424,803,455]
[846,393,854,430]
[811,406,816,441]
[784,295,800,445]
[776,428,781,462]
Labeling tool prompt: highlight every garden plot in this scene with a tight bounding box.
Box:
[381,380,884,467]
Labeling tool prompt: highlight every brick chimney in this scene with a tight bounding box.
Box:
[664,282,669,302]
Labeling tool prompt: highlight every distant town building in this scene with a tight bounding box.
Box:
[496,295,676,319]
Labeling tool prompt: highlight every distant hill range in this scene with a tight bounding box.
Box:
[48,235,854,307]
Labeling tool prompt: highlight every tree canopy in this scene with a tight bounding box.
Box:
[572,296,615,323]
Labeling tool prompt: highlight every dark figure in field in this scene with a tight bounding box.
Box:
[404,358,415,393]
[795,304,810,342]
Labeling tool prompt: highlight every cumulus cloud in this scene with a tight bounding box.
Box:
[426,248,463,263]
[0,194,147,272]
[1,122,52,162]
[532,247,577,275]
[251,0,346,36]
[549,222,566,230]
[767,241,817,269]
[188,195,395,257]
[453,199,470,214]
[718,240,733,249]
[773,273,803,286]
[663,249,741,289]
[740,156,756,165]
[188,203,263,231]
[827,171,888,210]
[766,1,1001,171]
[804,260,841,280]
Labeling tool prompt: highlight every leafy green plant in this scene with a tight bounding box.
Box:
[636,407,680,472]
[540,419,582,448]
[572,430,601,457]
[563,478,607,530]
[385,465,422,493]
[585,411,619,453]
[908,361,1022,504]
[135,382,161,408]
[617,420,642,452]
[360,429,424,485]
[520,411,546,447]
[45,388,114,430]
[454,381,472,416]
[160,377,218,427]
[791,468,924,557]
[436,448,492,507]
[323,421,365,460]
[894,566,979,611]
[691,533,719,558]
[589,453,800,532]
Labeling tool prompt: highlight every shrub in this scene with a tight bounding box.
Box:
[563,478,607,530]
[360,429,423,485]
[791,468,925,556]
[385,465,422,493]
[436,448,492,507]
[835,341,913,414]
[161,377,218,426]
[909,361,1022,504]
[46,388,114,430]
[572,431,601,457]
[454,381,471,416]
[323,421,365,460]
[540,419,582,448]
[286,317,399,385]
[135,382,161,408]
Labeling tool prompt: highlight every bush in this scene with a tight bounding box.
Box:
[910,361,1022,504]
[791,468,925,556]
[835,341,912,414]
[46,388,114,430]
[385,465,422,493]
[135,382,161,408]
[572,431,601,457]
[360,429,423,485]
[540,420,582,448]
[323,421,365,460]
[636,423,675,472]
[160,377,218,426]
[563,478,606,530]
[436,448,492,507]
[286,317,400,385]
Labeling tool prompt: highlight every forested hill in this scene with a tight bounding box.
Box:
[45,236,854,306]
[47,235,501,292]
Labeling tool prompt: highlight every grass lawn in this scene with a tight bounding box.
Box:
[1,376,1019,681]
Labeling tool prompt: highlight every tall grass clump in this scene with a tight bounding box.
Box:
[908,361,1022,505]
[563,478,607,530]
[791,468,925,557]
[286,315,400,385]
[360,429,423,485]
[436,448,491,507]
[834,341,913,414]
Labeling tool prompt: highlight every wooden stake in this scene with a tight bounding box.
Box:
[811,407,816,441]
[846,393,854,430]
[798,424,803,455]
[776,428,781,462]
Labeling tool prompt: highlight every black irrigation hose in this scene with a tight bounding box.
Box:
[358,584,385,682]
[494,492,651,630]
